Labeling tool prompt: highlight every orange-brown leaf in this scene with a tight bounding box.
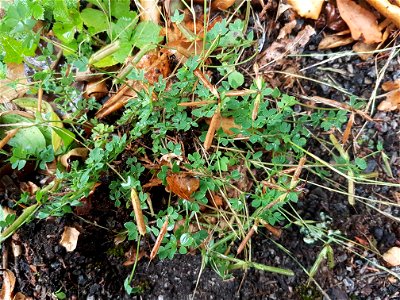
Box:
[166,173,200,200]
[336,0,382,44]
[377,90,400,111]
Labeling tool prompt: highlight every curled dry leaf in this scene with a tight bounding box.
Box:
[260,25,315,67]
[166,173,200,200]
[352,41,377,60]
[211,0,235,10]
[383,247,400,266]
[287,0,324,19]
[336,0,382,44]
[318,34,354,50]
[321,2,348,31]
[0,269,16,300]
[59,148,89,170]
[83,80,108,100]
[13,292,27,300]
[60,226,80,252]
[377,90,400,111]
[205,116,242,135]
[382,79,400,91]
[0,63,28,104]
[364,0,400,28]
[123,246,146,266]
[377,80,400,111]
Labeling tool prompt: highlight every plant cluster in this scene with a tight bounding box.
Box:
[1,0,394,296]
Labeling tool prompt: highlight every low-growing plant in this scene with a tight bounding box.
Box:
[0,0,399,297]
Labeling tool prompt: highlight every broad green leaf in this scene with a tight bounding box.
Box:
[110,0,133,18]
[29,2,44,20]
[228,71,244,88]
[13,98,67,151]
[93,55,119,68]
[8,126,46,155]
[53,22,77,44]
[131,21,162,49]
[52,127,75,150]
[81,8,108,34]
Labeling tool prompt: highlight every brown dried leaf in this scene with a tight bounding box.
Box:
[59,148,89,169]
[0,63,28,104]
[383,247,400,266]
[123,246,146,266]
[83,80,108,100]
[59,227,80,252]
[260,25,315,67]
[336,0,382,44]
[382,79,400,91]
[352,41,377,60]
[365,0,400,28]
[377,90,400,111]
[287,0,324,19]
[211,0,235,10]
[13,292,27,300]
[166,173,200,200]
[318,34,354,50]
[0,269,16,300]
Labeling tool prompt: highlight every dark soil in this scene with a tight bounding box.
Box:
[2,2,400,300]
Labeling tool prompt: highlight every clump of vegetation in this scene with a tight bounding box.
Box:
[0,0,398,297]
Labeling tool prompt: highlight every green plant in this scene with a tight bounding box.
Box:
[1,1,399,297]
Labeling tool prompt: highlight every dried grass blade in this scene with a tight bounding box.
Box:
[131,188,146,235]
[150,216,169,261]
[0,128,19,150]
[204,106,221,150]
[342,112,354,144]
[237,223,258,255]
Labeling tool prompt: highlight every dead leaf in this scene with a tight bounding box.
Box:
[276,20,297,40]
[12,292,27,300]
[352,41,377,60]
[211,0,235,10]
[59,148,89,170]
[260,25,315,67]
[0,63,28,104]
[365,0,400,28]
[382,79,400,91]
[166,173,200,200]
[123,245,146,266]
[160,153,183,166]
[59,227,80,252]
[0,269,16,300]
[318,34,354,50]
[377,90,400,111]
[336,0,382,44]
[287,0,324,19]
[83,80,108,100]
[319,2,348,31]
[383,247,400,266]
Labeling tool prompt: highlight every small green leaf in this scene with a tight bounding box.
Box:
[228,71,244,88]
[81,8,108,34]
[354,157,367,170]
[131,21,162,49]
